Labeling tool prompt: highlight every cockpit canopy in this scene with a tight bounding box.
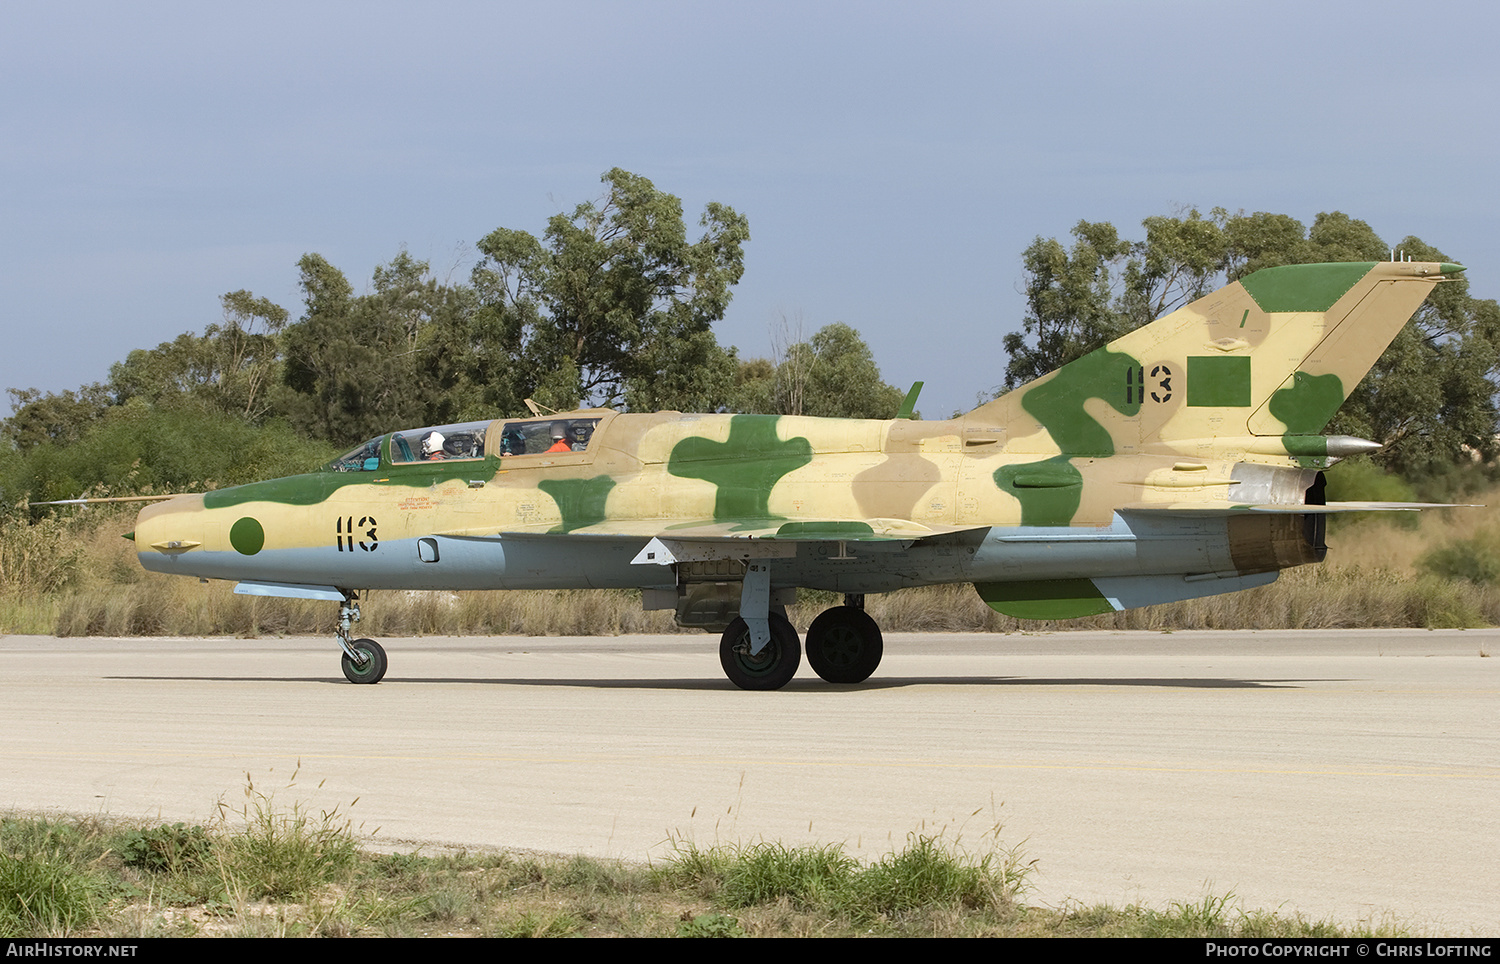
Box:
[323,414,606,472]
[495,417,600,457]
[326,436,383,472]
[390,422,490,463]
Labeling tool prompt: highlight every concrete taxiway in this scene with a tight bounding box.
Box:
[1,629,1495,932]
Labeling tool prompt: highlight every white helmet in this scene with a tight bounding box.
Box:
[422,431,445,456]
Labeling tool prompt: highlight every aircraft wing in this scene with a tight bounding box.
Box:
[432,517,996,570]
[435,518,987,541]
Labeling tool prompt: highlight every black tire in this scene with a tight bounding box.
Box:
[805,606,883,684]
[341,638,388,684]
[719,614,800,691]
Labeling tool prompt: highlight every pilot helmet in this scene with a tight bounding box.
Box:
[421,431,446,456]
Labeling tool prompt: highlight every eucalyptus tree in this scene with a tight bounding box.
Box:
[732,322,905,419]
[469,168,750,413]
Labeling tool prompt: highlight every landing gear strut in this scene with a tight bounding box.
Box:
[335,591,387,684]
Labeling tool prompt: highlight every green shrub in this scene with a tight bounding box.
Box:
[677,912,744,937]
[849,832,1025,917]
[117,822,213,875]
[1324,459,1419,503]
[661,831,1032,924]
[719,843,857,910]
[1419,534,1500,585]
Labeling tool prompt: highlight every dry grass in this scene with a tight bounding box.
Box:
[0,514,88,596]
[45,578,687,638]
[5,497,1500,637]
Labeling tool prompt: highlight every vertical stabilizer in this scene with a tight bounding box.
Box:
[969,261,1460,455]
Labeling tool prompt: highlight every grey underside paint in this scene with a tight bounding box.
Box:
[140,513,1243,595]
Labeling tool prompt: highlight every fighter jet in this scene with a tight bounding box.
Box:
[129,259,1464,689]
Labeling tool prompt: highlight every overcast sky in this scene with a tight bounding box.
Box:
[4,0,1496,425]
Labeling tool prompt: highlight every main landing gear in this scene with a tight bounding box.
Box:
[335,591,387,684]
[719,594,885,691]
[804,600,883,684]
[720,613,801,690]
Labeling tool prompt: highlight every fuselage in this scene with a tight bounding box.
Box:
[134,408,1322,597]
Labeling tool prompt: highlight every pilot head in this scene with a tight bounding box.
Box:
[421,431,446,457]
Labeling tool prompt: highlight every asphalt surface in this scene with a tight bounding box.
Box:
[2,629,1496,933]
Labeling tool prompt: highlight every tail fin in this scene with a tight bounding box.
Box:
[968,261,1463,456]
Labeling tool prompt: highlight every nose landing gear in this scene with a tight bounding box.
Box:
[334,591,387,684]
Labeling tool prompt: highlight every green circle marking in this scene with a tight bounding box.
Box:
[229,517,265,555]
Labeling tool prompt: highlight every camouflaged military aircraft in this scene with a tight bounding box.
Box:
[127,259,1464,689]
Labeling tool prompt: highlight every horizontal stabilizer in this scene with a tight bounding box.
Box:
[1121,501,1476,516]
[976,570,1279,620]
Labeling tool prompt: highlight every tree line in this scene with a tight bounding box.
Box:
[3,173,1496,504]
[1,169,905,502]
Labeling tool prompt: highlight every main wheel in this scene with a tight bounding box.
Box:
[805,606,883,684]
[341,638,388,684]
[719,614,801,691]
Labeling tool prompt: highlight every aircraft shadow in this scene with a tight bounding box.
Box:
[107,675,1327,691]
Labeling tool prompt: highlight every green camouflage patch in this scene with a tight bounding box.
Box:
[773,521,876,539]
[1187,356,1251,407]
[995,346,1142,526]
[204,473,347,509]
[1269,371,1345,436]
[994,457,1082,526]
[1022,346,1144,456]
[203,456,503,509]
[668,415,813,521]
[974,578,1114,619]
[538,476,617,533]
[1240,262,1374,313]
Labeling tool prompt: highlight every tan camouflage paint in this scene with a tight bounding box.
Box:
[135,261,1459,602]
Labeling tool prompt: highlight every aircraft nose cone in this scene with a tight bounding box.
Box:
[133,494,207,567]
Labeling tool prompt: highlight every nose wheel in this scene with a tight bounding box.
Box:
[340,641,387,686]
[334,590,387,684]
[341,638,388,684]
